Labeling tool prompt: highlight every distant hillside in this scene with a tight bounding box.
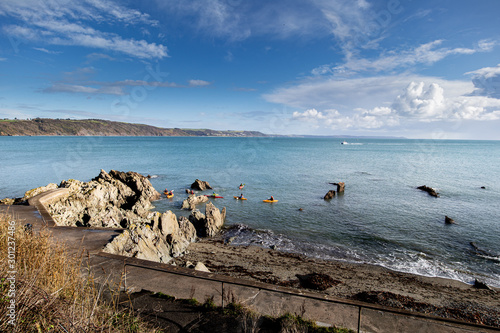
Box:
[0,119,267,137]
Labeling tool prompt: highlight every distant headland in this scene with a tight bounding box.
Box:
[0,118,268,137]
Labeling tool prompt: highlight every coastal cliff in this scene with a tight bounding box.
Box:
[0,118,267,137]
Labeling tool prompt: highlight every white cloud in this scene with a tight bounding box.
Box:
[284,76,500,131]
[264,74,472,112]
[156,0,334,41]
[42,83,125,95]
[188,79,211,87]
[292,107,399,130]
[0,0,167,59]
[466,64,500,98]
[392,82,446,120]
[313,40,496,75]
[33,47,61,54]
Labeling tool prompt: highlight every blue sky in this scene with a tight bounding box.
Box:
[1,0,500,139]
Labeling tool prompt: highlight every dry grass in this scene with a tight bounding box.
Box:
[0,212,157,333]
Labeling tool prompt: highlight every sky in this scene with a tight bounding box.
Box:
[1,0,500,139]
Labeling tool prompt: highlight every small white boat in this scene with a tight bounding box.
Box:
[341,141,348,145]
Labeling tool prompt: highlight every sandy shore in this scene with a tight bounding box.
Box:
[172,235,500,327]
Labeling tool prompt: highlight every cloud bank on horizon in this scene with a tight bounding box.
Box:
[0,0,499,139]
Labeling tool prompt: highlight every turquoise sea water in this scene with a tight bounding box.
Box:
[1,136,499,287]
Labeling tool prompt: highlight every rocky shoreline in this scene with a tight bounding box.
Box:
[172,235,500,327]
[2,170,499,328]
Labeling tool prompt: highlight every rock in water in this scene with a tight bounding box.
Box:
[417,185,439,197]
[191,179,213,191]
[324,190,336,200]
[181,194,209,210]
[445,216,456,224]
[335,182,345,193]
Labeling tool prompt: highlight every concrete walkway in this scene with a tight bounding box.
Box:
[1,190,499,333]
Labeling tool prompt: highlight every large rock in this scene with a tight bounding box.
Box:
[189,202,226,237]
[47,169,161,228]
[191,179,212,191]
[181,194,209,210]
[103,210,197,263]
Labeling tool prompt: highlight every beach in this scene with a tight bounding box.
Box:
[173,234,500,327]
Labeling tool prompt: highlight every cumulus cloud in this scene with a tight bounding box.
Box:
[466,64,500,98]
[0,0,167,59]
[288,79,500,131]
[392,82,445,120]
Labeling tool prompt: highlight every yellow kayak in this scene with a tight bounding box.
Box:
[263,199,278,203]
[234,196,247,200]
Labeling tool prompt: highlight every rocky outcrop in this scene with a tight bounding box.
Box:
[181,194,209,210]
[47,169,161,228]
[189,201,226,237]
[1,183,59,205]
[324,190,335,200]
[191,179,212,191]
[102,201,227,263]
[103,210,197,263]
[0,198,15,205]
[417,185,439,198]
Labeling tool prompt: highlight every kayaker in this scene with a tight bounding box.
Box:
[269,196,274,201]
[239,193,244,199]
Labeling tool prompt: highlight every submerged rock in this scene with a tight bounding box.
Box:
[417,185,439,198]
[445,216,456,224]
[324,190,336,200]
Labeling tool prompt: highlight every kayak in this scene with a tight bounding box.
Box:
[233,196,247,200]
[166,193,174,199]
[239,185,245,189]
[263,199,278,203]
[205,195,224,198]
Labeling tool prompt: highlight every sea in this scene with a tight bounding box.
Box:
[1,136,499,287]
